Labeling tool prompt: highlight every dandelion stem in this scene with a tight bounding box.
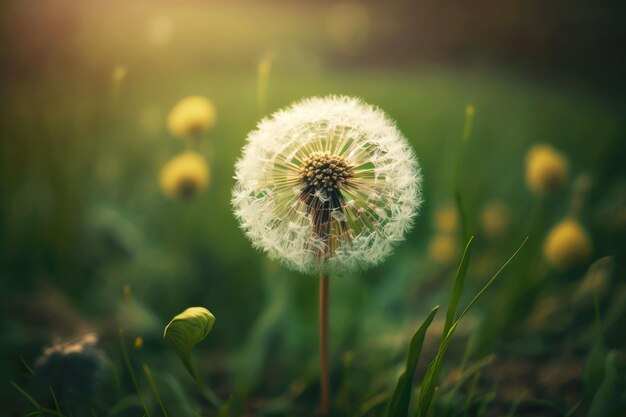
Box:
[319,274,330,415]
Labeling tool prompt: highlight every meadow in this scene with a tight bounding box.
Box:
[1,1,625,416]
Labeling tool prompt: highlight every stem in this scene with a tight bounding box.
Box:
[319,274,330,415]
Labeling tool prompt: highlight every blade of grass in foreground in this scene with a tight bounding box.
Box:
[416,237,529,417]
[386,305,440,417]
[453,105,475,243]
[443,237,474,338]
[11,381,68,417]
[143,364,169,417]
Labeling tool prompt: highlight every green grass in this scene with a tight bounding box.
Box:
[2,44,625,415]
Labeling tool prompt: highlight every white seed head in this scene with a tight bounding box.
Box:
[232,96,422,275]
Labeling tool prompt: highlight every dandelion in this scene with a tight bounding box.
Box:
[167,96,217,139]
[525,144,569,195]
[480,200,510,239]
[433,204,458,234]
[232,96,422,276]
[232,96,422,414]
[428,234,459,265]
[134,336,144,349]
[543,218,592,269]
[159,151,210,198]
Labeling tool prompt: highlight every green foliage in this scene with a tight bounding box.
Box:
[218,395,242,417]
[386,306,439,417]
[164,307,216,380]
[443,238,474,338]
[385,236,528,417]
[587,351,626,417]
[163,307,222,409]
[416,237,477,417]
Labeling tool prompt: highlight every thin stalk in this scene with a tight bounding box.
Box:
[119,330,151,417]
[319,274,330,415]
[143,364,169,417]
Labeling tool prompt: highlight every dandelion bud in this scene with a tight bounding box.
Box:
[543,218,592,269]
[428,234,459,265]
[525,144,569,195]
[159,151,210,198]
[232,96,422,275]
[167,96,216,139]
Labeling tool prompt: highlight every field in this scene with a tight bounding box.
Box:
[1,2,625,417]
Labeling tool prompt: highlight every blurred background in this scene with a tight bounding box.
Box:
[1,0,625,416]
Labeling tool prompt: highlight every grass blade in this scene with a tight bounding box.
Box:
[417,237,529,416]
[453,105,475,242]
[49,386,62,415]
[19,355,35,376]
[119,330,151,417]
[143,364,169,417]
[386,305,439,417]
[455,237,529,325]
[443,237,474,338]
[11,380,43,413]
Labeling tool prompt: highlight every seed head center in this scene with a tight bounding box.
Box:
[299,151,353,193]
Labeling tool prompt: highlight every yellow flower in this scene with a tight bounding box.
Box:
[134,337,143,349]
[167,96,216,138]
[543,219,592,269]
[428,234,459,265]
[159,151,210,198]
[525,144,569,195]
[480,200,510,239]
[433,204,457,234]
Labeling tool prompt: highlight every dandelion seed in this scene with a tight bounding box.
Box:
[525,144,569,195]
[159,151,210,198]
[543,218,592,269]
[232,96,422,275]
[167,96,216,139]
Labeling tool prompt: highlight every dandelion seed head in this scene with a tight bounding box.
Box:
[232,96,422,275]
